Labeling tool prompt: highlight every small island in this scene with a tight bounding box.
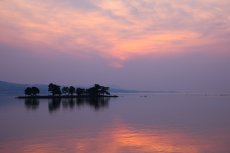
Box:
[17,83,118,99]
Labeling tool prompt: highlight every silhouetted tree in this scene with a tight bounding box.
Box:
[62,87,69,95]
[86,84,110,96]
[22,83,113,98]
[87,87,98,96]
[24,87,40,96]
[48,83,61,96]
[76,88,85,96]
[31,86,40,96]
[24,87,32,96]
[87,84,101,96]
[69,86,75,96]
[101,86,110,95]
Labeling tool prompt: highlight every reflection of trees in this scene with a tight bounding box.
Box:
[62,97,110,111]
[24,98,39,110]
[87,97,109,110]
[48,97,110,113]
[23,97,110,112]
[48,98,61,113]
[62,98,75,109]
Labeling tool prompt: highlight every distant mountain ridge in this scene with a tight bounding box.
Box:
[0,81,148,96]
[0,81,26,95]
[0,81,47,95]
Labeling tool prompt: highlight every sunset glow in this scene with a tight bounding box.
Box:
[0,122,227,153]
[1,1,230,152]
[1,0,230,90]
[1,0,230,67]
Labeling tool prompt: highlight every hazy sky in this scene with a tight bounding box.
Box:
[0,0,230,91]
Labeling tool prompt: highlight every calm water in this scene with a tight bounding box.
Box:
[0,94,230,153]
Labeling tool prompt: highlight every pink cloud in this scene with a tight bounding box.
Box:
[0,0,230,68]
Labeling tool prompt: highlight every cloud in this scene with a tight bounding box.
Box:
[0,0,230,68]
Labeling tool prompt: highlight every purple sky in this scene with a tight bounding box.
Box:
[0,0,230,91]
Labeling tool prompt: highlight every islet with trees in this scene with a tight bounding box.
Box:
[18,83,118,98]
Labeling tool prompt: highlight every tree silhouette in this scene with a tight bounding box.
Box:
[24,87,32,96]
[87,86,98,96]
[69,86,75,96]
[76,88,85,96]
[31,86,40,96]
[22,83,114,98]
[101,86,110,95]
[62,87,69,95]
[24,87,40,96]
[48,83,61,96]
[86,84,110,96]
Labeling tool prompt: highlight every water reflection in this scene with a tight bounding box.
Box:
[2,94,230,153]
[48,98,61,112]
[23,97,110,112]
[24,98,39,110]
[1,122,229,153]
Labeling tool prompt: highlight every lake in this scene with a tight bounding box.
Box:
[0,93,230,153]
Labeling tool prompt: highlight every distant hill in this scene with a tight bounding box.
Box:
[0,81,27,95]
[0,81,47,96]
[0,81,148,96]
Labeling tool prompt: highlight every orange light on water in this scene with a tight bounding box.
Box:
[0,122,225,153]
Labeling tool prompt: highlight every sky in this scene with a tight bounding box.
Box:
[0,0,230,91]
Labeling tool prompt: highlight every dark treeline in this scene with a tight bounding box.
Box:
[24,87,40,96]
[23,83,114,97]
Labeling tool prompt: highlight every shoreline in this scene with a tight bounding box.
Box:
[16,95,118,99]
